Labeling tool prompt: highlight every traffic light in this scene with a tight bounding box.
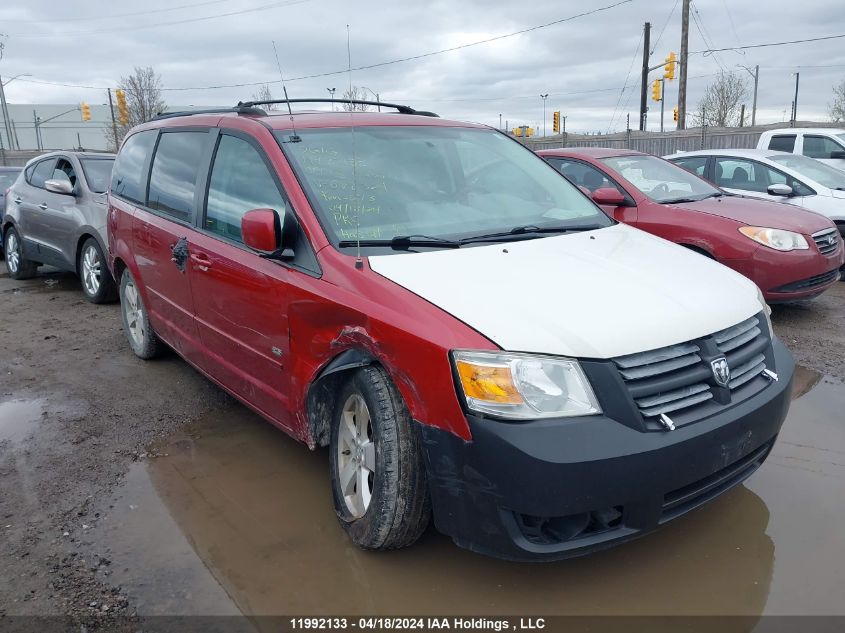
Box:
[115,89,129,126]
[80,102,91,121]
[552,111,560,134]
[664,52,677,81]
[673,106,679,122]
[651,79,662,102]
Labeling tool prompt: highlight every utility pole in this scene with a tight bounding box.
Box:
[739,104,746,127]
[678,0,690,129]
[33,109,41,150]
[791,73,800,126]
[0,75,13,150]
[660,78,666,132]
[751,65,759,126]
[639,22,651,131]
[107,88,118,149]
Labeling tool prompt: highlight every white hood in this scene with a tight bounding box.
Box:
[369,224,762,359]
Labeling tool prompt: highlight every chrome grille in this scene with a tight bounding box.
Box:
[812,228,840,256]
[613,315,771,425]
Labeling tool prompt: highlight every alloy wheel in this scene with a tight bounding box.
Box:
[81,245,101,297]
[337,393,376,518]
[6,233,20,274]
[122,280,146,348]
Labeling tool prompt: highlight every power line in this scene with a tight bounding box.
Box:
[608,31,643,132]
[5,0,310,38]
[0,0,234,23]
[690,1,727,72]
[692,33,845,55]
[720,0,743,50]
[650,0,680,54]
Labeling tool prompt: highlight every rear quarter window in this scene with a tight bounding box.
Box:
[768,135,796,153]
[111,130,157,204]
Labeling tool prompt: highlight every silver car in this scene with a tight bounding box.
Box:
[2,151,117,303]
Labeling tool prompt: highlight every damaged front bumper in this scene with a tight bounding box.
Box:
[419,338,794,561]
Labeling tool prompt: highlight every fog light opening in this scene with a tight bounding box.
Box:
[516,506,624,545]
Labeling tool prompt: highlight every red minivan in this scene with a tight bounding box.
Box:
[108,102,794,560]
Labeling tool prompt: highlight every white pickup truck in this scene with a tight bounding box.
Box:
[757,128,845,172]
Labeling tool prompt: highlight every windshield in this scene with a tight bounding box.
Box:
[278,126,610,246]
[768,154,845,190]
[80,158,115,194]
[837,133,845,145]
[601,154,720,202]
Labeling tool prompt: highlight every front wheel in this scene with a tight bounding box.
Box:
[4,227,38,280]
[78,237,117,303]
[329,366,430,550]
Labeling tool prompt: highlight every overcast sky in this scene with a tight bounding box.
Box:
[1,0,844,134]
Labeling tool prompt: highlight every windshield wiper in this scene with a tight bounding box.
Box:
[458,224,604,244]
[338,235,461,250]
[661,196,702,204]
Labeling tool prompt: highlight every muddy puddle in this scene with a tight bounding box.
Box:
[0,397,48,444]
[0,269,78,295]
[96,366,845,617]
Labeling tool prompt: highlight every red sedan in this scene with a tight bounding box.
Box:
[538,148,843,302]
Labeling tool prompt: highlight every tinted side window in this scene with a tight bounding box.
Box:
[673,156,708,177]
[205,135,285,242]
[768,135,796,152]
[111,130,157,204]
[715,158,761,192]
[30,159,57,188]
[147,131,210,222]
[803,135,844,159]
[550,158,619,193]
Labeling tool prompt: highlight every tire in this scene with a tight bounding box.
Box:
[329,366,430,550]
[4,226,38,280]
[119,269,161,359]
[78,237,117,304]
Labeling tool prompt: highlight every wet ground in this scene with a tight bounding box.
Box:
[1,264,845,624]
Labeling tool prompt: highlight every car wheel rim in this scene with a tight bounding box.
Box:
[337,393,375,518]
[82,245,101,296]
[7,233,19,273]
[123,280,146,348]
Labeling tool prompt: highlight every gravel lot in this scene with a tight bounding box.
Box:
[1,262,844,627]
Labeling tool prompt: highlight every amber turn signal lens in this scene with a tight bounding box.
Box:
[456,360,524,404]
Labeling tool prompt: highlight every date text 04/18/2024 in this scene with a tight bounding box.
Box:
[289,618,547,630]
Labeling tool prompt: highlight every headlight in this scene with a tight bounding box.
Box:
[739,226,809,251]
[452,350,601,420]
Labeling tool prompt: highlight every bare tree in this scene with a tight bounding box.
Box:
[691,71,748,127]
[251,84,278,110]
[340,86,373,111]
[830,78,845,123]
[105,66,166,150]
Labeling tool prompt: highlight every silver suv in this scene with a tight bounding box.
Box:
[2,151,117,303]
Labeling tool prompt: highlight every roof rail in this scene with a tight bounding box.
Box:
[152,105,266,120]
[236,98,439,117]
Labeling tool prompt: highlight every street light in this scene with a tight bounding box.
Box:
[791,72,800,127]
[540,94,549,137]
[2,73,32,87]
[327,87,336,110]
[737,65,759,126]
[360,86,381,111]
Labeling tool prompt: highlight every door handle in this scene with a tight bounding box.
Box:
[38,203,48,210]
[190,253,212,272]
[13,197,22,204]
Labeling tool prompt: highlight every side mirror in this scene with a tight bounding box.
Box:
[592,187,626,206]
[241,208,294,261]
[767,183,793,197]
[44,179,74,195]
[829,150,845,159]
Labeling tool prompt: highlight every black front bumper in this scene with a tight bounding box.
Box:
[420,338,794,561]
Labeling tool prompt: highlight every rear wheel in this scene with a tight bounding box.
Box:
[120,270,160,359]
[78,237,117,304]
[4,227,38,280]
[329,366,430,550]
